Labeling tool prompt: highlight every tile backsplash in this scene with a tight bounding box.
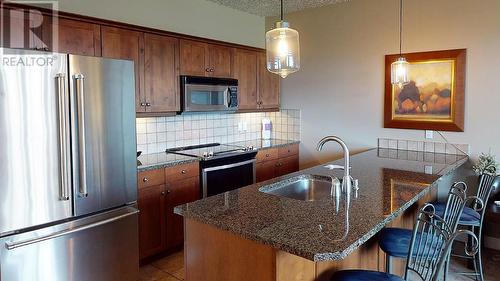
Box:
[136,109,301,154]
[378,138,470,156]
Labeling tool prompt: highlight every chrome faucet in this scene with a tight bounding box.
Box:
[317,136,352,193]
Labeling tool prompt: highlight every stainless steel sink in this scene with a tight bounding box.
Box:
[259,175,338,201]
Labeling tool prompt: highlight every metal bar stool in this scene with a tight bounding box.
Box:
[378,182,468,278]
[331,204,479,281]
[435,174,500,281]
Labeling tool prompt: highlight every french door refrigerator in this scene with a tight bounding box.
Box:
[0,48,139,281]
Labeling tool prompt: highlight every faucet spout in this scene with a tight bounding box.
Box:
[317,136,351,192]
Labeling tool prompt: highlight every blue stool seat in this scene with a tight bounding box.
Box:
[331,270,404,281]
[379,228,441,258]
[433,202,480,226]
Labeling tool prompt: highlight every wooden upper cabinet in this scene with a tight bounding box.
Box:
[180,39,207,76]
[258,53,280,109]
[41,17,101,56]
[234,49,258,110]
[101,26,144,112]
[0,8,43,49]
[208,45,233,78]
[180,39,233,78]
[144,33,180,113]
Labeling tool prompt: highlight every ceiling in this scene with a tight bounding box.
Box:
[206,0,349,17]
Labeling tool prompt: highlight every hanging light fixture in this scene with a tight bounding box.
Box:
[391,0,409,87]
[266,0,300,78]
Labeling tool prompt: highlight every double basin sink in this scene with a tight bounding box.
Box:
[259,174,341,201]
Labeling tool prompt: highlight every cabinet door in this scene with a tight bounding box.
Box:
[0,8,42,49]
[144,33,179,113]
[101,26,144,112]
[208,45,232,78]
[234,49,258,110]
[166,177,200,250]
[256,160,278,183]
[258,53,280,109]
[138,184,166,259]
[179,39,207,77]
[277,155,299,177]
[42,17,101,56]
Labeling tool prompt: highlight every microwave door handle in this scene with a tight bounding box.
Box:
[225,87,231,107]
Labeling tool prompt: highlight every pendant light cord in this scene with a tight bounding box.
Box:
[281,0,284,21]
[399,0,403,56]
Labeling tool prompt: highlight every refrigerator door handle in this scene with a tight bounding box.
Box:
[56,73,71,201]
[4,209,139,250]
[74,74,88,198]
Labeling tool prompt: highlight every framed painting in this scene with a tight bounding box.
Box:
[384,49,466,132]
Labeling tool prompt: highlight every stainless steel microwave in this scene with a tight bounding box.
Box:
[181,76,238,113]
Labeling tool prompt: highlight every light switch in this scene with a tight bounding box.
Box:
[425,130,434,139]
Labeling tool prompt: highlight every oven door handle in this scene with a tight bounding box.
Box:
[202,159,256,198]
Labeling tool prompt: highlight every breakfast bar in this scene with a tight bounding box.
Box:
[175,148,468,281]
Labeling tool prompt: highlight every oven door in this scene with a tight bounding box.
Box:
[202,159,256,198]
[184,84,232,112]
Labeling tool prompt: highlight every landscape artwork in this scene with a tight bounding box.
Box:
[393,60,453,120]
[384,49,466,132]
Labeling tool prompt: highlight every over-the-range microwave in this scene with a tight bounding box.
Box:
[180,75,238,113]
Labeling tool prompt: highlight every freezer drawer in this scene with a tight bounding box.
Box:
[0,206,139,281]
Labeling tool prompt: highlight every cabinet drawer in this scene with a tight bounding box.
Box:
[165,162,200,183]
[278,143,299,158]
[256,148,279,163]
[138,169,165,189]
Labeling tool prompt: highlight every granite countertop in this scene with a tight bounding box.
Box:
[137,139,299,172]
[175,148,468,262]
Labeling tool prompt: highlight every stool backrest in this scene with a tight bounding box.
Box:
[475,174,500,215]
[404,204,452,281]
[442,182,468,232]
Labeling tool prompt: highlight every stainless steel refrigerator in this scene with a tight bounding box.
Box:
[0,48,139,281]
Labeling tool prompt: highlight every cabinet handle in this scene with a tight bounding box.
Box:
[181,170,187,174]
[166,190,171,194]
[205,68,210,72]
[161,191,166,196]
[145,102,151,107]
[266,154,270,157]
[210,68,214,72]
[140,102,146,107]
[142,177,149,182]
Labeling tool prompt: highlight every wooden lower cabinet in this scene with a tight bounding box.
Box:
[165,176,200,249]
[138,162,200,260]
[256,144,299,183]
[138,183,167,260]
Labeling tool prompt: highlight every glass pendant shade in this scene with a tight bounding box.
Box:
[266,21,300,78]
[391,57,410,87]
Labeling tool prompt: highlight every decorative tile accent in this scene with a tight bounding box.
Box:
[137,109,301,154]
[377,138,469,156]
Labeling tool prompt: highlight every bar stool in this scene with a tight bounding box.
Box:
[331,204,479,281]
[378,182,468,277]
[433,174,500,281]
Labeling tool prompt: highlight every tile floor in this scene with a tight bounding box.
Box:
[139,248,500,281]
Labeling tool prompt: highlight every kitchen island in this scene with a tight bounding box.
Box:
[175,148,468,281]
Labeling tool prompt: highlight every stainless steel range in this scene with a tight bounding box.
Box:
[166,143,257,197]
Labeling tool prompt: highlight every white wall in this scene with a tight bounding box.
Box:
[267,0,500,168]
[52,0,265,48]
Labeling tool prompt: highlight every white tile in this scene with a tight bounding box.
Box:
[166,122,175,131]
[146,123,157,133]
[388,139,398,149]
[136,133,147,145]
[157,132,167,142]
[147,143,158,153]
[137,144,147,154]
[136,118,147,124]
[445,143,457,155]
[407,141,418,151]
[434,142,446,153]
[157,122,166,132]
[167,132,175,142]
[146,133,157,144]
[183,120,192,130]
[175,121,183,131]
[417,141,424,151]
[424,142,435,153]
[175,131,184,140]
[397,140,408,150]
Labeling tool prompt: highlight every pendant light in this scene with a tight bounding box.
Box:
[391,0,409,87]
[266,0,300,78]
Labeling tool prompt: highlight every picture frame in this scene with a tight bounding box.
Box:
[384,49,466,132]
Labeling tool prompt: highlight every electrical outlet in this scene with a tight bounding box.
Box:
[425,130,434,139]
[242,122,248,131]
[238,122,243,132]
[424,165,433,175]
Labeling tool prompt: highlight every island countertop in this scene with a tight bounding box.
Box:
[175,148,468,262]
